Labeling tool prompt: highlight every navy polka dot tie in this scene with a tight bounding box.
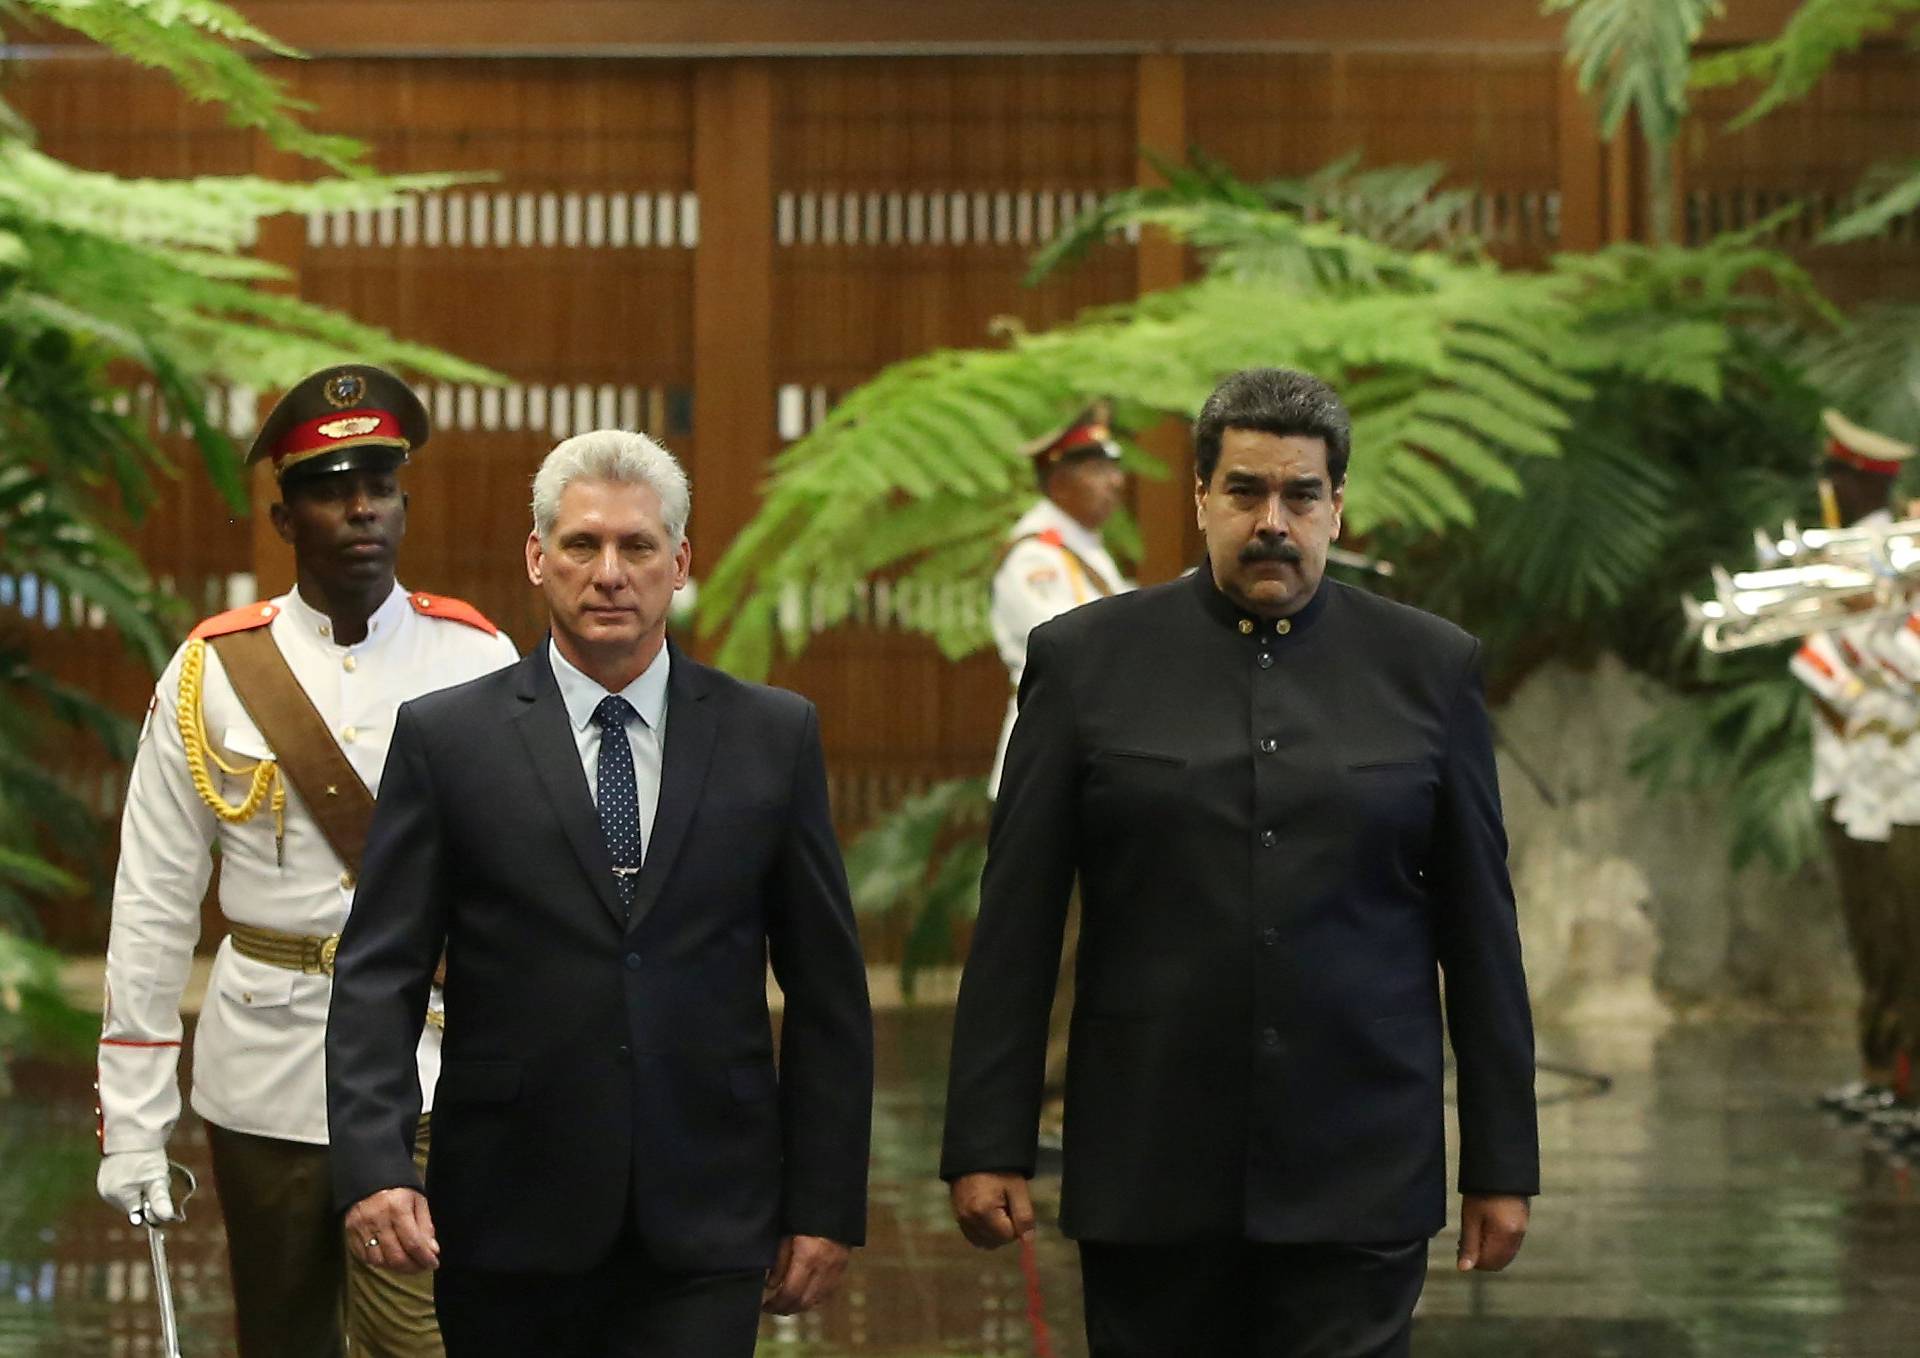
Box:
[592,695,643,910]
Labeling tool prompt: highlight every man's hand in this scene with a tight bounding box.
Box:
[950,1171,1036,1250]
[1456,1193,1529,1272]
[345,1187,440,1273]
[761,1235,849,1315]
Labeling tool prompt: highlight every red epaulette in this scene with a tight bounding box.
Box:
[1035,529,1066,548]
[189,602,279,641]
[408,592,501,636]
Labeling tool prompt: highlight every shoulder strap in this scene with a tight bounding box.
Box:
[408,591,501,636]
[191,602,280,641]
[995,531,1117,601]
[209,628,375,872]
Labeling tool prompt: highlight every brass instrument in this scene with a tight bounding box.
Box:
[1685,518,1920,653]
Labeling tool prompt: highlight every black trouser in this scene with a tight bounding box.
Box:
[1079,1238,1428,1358]
[1825,815,1914,1081]
[434,1234,765,1358]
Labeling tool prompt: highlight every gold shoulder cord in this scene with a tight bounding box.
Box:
[1057,547,1092,605]
[177,639,287,863]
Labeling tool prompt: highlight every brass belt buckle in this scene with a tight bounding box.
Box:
[317,934,340,975]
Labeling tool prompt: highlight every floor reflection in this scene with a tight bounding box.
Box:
[1,1012,1916,1355]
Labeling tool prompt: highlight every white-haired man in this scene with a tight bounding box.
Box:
[325,431,874,1357]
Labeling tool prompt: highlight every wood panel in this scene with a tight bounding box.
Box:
[763,56,1139,897]
[1188,51,1566,266]
[43,0,1800,57]
[1685,46,1920,304]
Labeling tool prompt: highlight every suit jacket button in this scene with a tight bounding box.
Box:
[1261,928,1278,947]
[1257,653,1274,670]
[1261,1027,1280,1048]
[617,1044,632,1063]
[624,952,642,971]
[1259,829,1278,848]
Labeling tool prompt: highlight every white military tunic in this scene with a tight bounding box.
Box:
[988,499,1133,796]
[97,584,517,1151]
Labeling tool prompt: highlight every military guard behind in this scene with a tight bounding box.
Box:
[990,401,1135,796]
[1793,409,1920,1150]
[94,366,518,1356]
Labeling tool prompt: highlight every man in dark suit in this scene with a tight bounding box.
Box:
[942,369,1537,1357]
[326,429,873,1357]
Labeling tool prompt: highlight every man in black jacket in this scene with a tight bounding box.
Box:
[942,369,1536,1357]
[327,429,873,1357]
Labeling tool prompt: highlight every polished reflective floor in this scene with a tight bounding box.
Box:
[2,1012,1916,1355]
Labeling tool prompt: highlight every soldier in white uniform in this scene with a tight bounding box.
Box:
[94,366,518,1357]
[989,403,1134,797]
[988,404,1134,1143]
[1791,409,1920,1145]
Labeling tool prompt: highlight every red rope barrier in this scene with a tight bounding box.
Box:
[1019,1234,1055,1358]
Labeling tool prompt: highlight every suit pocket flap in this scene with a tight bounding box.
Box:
[1348,755,1424,772]
[1091,748,1187,768]
[436,1059,522,1104]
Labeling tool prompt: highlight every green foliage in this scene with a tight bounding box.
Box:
[1822,157,1920,243]
[1027,151,1478,286]
[1546,0,1725,143]
[1630,662,1823,872]
[1795,301,1920,442]
[10,0,367,173]
[842,777,990,998]
[1691,0,1920,127]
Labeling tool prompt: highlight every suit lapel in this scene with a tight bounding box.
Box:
[511,644,629,930]
[630,640,718,930]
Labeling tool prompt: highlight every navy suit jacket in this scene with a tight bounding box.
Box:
[327,639,872,1273]
[942,569,1537,1243]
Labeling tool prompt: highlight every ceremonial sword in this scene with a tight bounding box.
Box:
[136,1163,197,1358]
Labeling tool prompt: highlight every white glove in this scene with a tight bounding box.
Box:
[98,1149,181,1225]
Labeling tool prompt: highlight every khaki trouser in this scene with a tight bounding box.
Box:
[207,1116,441,1358]
[1825,815,1917,1085]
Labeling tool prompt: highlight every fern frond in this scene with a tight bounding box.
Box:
[1691,0,1920,127]
[1546,0,1725,143]
[1822,157,1920,243]
[14,0,368,173]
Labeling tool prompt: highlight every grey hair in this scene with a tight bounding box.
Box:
[530,429,691,544]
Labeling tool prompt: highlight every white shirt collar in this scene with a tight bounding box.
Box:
[281,581,410,649]
[547,636,671,734]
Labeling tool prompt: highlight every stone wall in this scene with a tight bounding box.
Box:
[1495,656,1854,1027]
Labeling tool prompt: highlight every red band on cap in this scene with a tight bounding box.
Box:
[1043,422,1112,461]
[1827,437,1902,478]
[273,409,406,464]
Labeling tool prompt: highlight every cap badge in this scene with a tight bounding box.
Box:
[323,372,366,408]
[317,415,382,439]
